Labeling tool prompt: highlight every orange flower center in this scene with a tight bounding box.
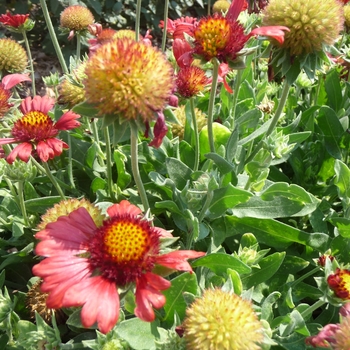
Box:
[88,215,160,285]
[103,220,152,264]
[194,17,231,59]
[337,270,350,296]
[12,111,57,142]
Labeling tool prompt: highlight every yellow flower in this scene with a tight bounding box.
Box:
[184,289,264,350]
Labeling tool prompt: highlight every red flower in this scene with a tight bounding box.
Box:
[32,200,205,334]
[0,95,80,164]
[305,323,339,348]
[328,268,350,299]
[0,12,29,28]
[176,66,209,98]
[159,16,199,40]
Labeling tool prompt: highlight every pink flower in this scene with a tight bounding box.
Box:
[305,324,339,348]
[0,95,80,163]
[0,12,29,28]
[159,17,198,40]
[32,200,205,334]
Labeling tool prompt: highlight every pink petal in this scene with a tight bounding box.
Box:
[0,138,17,145]
[227,0,246,22]
[250,26,290,45]
[36,140,54,162]
[173,39,193,68]
[143,272,171,290]
[64,276,120,334]
[55,111,81,130]
[149,112,168,148]
[20,95,55,114]
[107,200,142,218]
[6,142,33,164]
[1,73,31,90]
[153,226,173,238]
[45,138,69,156]
[155,250,205,272]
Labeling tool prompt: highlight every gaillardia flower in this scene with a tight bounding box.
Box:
[0,12,30,30]
[0,84,11,117]
[183,289,264,350]
[176,66,209,98]
[262,0,344,56]
[212,0,231,14]
[0,38,28,73]
[32,200,205,334]
[84,37,174,122]
[0,95,81,164]
[328,268,350,299]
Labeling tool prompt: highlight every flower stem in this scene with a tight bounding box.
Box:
[248,79,291,161]
[135,0,142,42]
[76,32,81,63]
[21,30,36,96]
[230,69,243,129]
[161,0,169,52]
[208,0,211,15]
[67,133,76,189]
[198,189,213,223]
[39,0,68,74]
[17,181,29,227]
[103,126,116,202]
[130,121,150,212]
[289,267,320,288]
[32,158,66,200]
[300,299,326,320]
[207,57,220,153]
[190,98,200,171]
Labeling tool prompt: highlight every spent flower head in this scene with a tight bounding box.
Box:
[32,200,205,333]
[0,38,28,73]
[176,66,209,98]
[183,288,264,350]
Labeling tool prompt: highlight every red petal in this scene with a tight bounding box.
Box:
[107,200,142,218]
[156,250,205,271]
[1,73,31,90]
[6,142,32,164]
[250,26,290,45]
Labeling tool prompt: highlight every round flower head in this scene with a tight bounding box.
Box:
[328,268,350,299]
[212,0,231,14]
[37,198,104,230]
[176,66,209,98]
[262,0,344,56]
[333,316,350,350]
[32,200,205,334]
[60,5,94,32]
[0,83,12,117]
[344,5,350,29]
[183,289,264,350]
[0,38,28,73]
[0,95,81,164]
[84,38,174,122]
[88,28,117,53]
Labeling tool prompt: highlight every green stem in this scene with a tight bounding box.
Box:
[198,189,213,222]
[161,0,169,52]
[300,299,326,320]
[32,158,66,200]
[103,126,116,201]
[91,118,106,160]
[130,121,150,212]
[135,0,142,42]
[289,267,320,289]
[39,0,68,74]
[190,98,200,172]
[207,58,220,153]
[248,79,291,161]
[22,30,36,96]
[208,0,211,15]
[76,32,81,63]
[67,133,75,189]
[17,181,29,227]
[230,69,243,129]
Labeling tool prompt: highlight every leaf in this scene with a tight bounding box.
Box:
[325,69,342,112]
[317,106,344,159]
[232,183,319,218]
[334,159,350,207]
[113,149,131,190]
[191,253,251,275]
[204,153,235,174]
[25,196,62,214]
[162,272,199,326]
[166,157,192,190]
[329,217,350,238]
[242,252,285,289]
[208,183,252,219]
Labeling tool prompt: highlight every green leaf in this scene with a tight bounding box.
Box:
[72,101,99,118]
[204,153,235,174]
[329,217,350,238]
[116,318,159,349]
[113,149,131,190]
[24,196,62,214]
[166,157,192,190]
[317,106,344,159]
[325,69,342,112]
[334,159,350,207]
[162,272,199,326]
[242,252,285,289]
[191,253,251,275]
[208,183,252,219]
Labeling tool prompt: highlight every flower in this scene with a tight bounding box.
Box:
[333,315,350,349]
[0,95,81,164]
[0,38,28,73]
[37,198,104,230]
[32,200,205,334]
[176,66,209,98]
[159,17,199,40]
[305,323,339,348]
[328,268,350,299]
[0,12,29,28]
[262,0,344,56]
[212,0,231,14]
[84,38,174,122]
[60,5,94,40]
[183,289,264,350]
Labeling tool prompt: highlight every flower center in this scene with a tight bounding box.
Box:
[12,111,57,142]
[88,216,160,285]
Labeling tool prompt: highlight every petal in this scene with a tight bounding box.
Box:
[155,250,205,272]
[55,111,81,130]
[45,138,68,156]
[107,200,142,218]
[64,276,120,334]
[143,272,171,290]
[227,0,246,22]
[20,95,55,114]
[173,39,193,68]
[36,140,54,162]
[149,112,168,148]
[6,142,32,164]
[250,26,290,45]
[153,226,173,238]
[1,73,31,90]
